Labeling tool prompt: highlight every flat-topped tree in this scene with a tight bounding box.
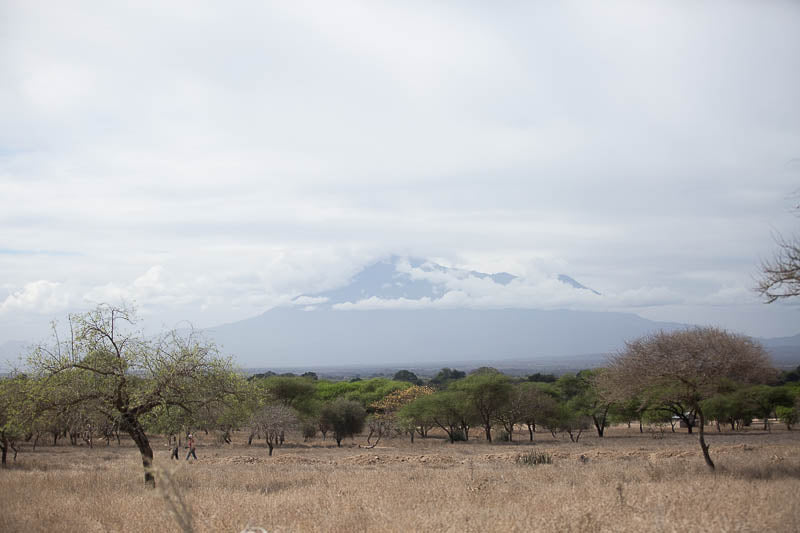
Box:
[30,304,240,487]
[605,327,775,469]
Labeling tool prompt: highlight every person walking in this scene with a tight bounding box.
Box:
[185,433,197,460]
[169,434,180,460]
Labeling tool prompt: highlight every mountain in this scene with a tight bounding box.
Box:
[206,257,682,367]
[758,334,800,367]
[557,274,601,295]
[296,257,518,306]
[207,306,685,368]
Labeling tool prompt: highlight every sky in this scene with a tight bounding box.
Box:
[2,0,800,348]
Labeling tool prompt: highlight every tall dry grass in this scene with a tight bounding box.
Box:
[2,427,799,532]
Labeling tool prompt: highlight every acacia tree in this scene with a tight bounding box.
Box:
[452,371,512,443]
[30,305,241,487]
[605,327,774,469]
[0,374,30,465]
[367,385,433,446]
[407,390,475,443]
[319,398,366,447]
[514,382,559,441]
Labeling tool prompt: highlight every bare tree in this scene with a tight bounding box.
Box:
[757,232,800,302]
[604,327,774,470]
[250,404,298,456]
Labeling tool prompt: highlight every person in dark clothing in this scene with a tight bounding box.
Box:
[186,434,197,460]
[169,434,180,460]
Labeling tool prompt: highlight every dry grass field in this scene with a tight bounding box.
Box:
[2,426,799,533]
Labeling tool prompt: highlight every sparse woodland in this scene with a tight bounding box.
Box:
[2,305,800,532]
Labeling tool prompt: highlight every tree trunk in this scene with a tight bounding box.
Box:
[268,441,274,456]
[484,424,492,443]
[697,408,714,470]
[528,424,534,442]
[1,439,7,466]
[593,416,605,437]
[120,413,155,488]
[639,420,643,433]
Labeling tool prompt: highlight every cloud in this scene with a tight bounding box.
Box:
[0,280,71,314]
[1,1,799,340]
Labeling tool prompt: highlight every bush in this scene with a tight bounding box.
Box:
[319,399,366,446]
[516,451,552,466]
[776,406,798,430]
[301,421,317,441]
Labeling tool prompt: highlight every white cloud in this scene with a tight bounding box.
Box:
[0,280,71,314]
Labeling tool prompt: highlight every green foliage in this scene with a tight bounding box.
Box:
[543,402,591,442]
[319,398,366,446]
[742,385,795,418]
[701,391,757,430]
[451,372,511,442]
[28,304,244,486]
[526,372,557,383]
[252,376,317,416]
[392,370,421,385]
[402,390,475,443]
[0,374,33,464]
[430,368,465,387]
[778,365,800,384]
[314,378,411,409]
[776,405,798,430]
[468,366,501,376]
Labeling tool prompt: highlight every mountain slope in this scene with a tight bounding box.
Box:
[208,306,684,367]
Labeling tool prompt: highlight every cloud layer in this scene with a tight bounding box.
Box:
[2,1,800,342]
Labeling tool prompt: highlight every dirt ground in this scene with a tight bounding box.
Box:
[2,425,799,532]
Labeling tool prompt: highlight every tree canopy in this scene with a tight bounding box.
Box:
[605,327,774,469]
[28,304,241,486]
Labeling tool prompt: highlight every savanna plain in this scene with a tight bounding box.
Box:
[2,426,799,533]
